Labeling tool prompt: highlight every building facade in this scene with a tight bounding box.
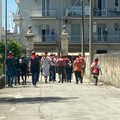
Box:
[14,0,120,55]
[0,0,2,40]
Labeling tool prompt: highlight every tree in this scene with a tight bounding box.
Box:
[0,39,22,62]
[7,39,22,57]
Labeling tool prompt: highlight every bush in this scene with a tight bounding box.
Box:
[0,63,3,76]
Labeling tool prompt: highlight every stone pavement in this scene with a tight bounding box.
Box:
[0,75,120,120]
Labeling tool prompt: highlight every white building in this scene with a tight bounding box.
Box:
[14,0,120,54]
[0,0,2,40]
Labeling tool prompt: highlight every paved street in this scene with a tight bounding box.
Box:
[0,75,120,120]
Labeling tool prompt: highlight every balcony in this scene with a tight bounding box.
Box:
[64,8,120,17]
[34,34,58,43]
[65,9,82,17]
[30,9,57,19]
[34,35,120,44]
[94,8,120,17]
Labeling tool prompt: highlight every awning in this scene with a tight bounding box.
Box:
[36,52,89,56]
[36,52,58,56]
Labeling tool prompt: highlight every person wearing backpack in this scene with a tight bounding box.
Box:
[20,56,29,85]
[91,58,102,85]
[65,57,73,83]
[56,55,66,83]
[14,56,21,85]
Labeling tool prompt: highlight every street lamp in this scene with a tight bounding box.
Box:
[81,0,85,57]
[89,0,93,76]
[5,0,7,85]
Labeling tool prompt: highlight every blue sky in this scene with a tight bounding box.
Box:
[2,0,17,29]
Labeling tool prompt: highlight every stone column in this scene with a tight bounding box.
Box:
[25,25,35,57]
[61,25,69,56]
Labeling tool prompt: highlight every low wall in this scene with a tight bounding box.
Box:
[85,52,120,88]
[0,75,5,89]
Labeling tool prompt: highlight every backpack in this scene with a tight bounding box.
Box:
[92,65,99,75]
[66,60,72,68]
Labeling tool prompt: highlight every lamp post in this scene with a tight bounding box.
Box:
[5,0,7,85]
[81,0,85,57]
[89,0,93,77]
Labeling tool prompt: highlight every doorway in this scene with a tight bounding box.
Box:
[42,0,50,16]
[98,0,107,16]
[97,25,106,42]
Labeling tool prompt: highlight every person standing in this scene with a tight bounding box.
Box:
[41,52,50,83]
[49,53,57,82]
[103,28,108,41]
[30,51,40,87]
[51,29,55,41]
[91,58,102,85]
[6,51,15,87]
[73,57,83,84]
[65,57,73,83]
[14,56,21,85]
[78,54,86,81]
[20,56,29,85]
[56,56,66,83]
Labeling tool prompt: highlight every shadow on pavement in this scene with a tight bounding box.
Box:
[0,96,78,104]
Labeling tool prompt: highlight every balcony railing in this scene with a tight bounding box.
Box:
[64,8,120,17]
[94,8,120,17]
[30,9,57,18]
[34,35,120,43]
[34,35,58,43]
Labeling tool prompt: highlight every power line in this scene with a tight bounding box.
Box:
[61,0,79,19]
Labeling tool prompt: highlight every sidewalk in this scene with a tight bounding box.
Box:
[0,75,120,120]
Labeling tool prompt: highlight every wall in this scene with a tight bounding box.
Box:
[85,52,120,88]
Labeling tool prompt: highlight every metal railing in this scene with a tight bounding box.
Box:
[34,34,120,43]
[30,9,57,17]
[64,8,120,17]
[34,34,58,42]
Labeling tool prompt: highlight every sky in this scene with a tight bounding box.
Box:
[2,0,17,29]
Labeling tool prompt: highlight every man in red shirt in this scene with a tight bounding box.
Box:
[56,56,66,83]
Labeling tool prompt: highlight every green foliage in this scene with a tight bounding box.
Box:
[0,39,22,58]
[0,41,5,54]
[7,39,22,57]
[0,63,3,75]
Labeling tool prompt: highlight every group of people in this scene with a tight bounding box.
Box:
[5,51,29,87]
[5,50,102,87]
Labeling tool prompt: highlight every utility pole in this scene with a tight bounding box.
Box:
[5,0,7,85]
[81,0,85,57]
[89,0,93,77]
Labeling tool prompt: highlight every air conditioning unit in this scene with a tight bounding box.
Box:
[64,19,71,24]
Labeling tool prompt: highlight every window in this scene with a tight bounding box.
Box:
[114,23,119,31]
[115,0,118,6]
